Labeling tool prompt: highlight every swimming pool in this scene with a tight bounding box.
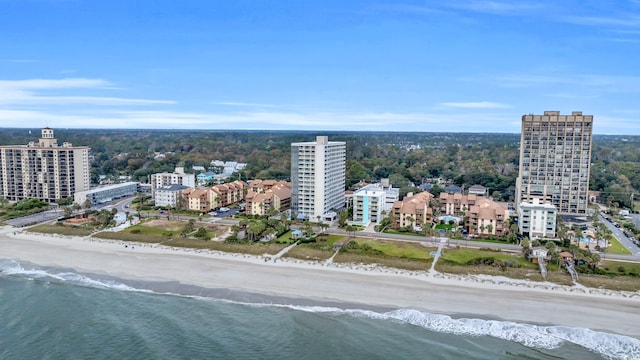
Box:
[579,237,607,247]
[438,216,460,223]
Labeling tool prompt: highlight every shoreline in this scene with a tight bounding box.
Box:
[2,226,640,338]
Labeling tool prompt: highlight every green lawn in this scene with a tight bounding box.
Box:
[604,236,632,255]
[361,240,434,260]
[601,260,640,275]
[440,248,530,267]
[275,230,294,243]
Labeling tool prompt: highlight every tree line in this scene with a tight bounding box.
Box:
[1,128,638,207]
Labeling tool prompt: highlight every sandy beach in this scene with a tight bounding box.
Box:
[2,225,639,338]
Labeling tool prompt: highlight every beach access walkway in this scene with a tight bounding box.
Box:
[266,241,298,263]
[538,256,547,280]
[566,262,579,282]
[429,237,448,273]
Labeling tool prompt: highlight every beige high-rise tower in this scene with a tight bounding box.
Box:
[516,111,593,216]
[0,128,90,203]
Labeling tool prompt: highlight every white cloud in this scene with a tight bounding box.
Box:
[561,14,640,28]
[440,101,511,109]
[214,101,286,108]
[491,73,640,93]
[0,78,111,90]
[0,77,174,107]
[446,1,544,15]
[0,108,519,132]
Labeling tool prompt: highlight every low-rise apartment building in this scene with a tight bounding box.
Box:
[352,183,399,226]
[155,184,189,208]
[211,180,246,208]
[466,198,509,236]
[245,181,291,216]
[518,198,557,239]
[391,192,434,230]
[439,193,478,216]
[74,182,139,206]
[151,166,195,198]
[184,188,211,213]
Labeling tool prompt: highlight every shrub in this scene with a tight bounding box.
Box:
[130,229,141,234]
[298,237,317,244]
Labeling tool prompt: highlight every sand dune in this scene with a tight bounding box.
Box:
[2,226,639,338]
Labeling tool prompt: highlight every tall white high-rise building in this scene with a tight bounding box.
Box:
[516,111,593,216]
[0,127,90,203]
[291,136,345,220]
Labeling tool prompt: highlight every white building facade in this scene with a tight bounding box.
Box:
[518,198,557,239]
[154,184,189,208]
[352,183,399,226]
[150,167,195,198]
[291,136,345,221]
[74,182,140,206]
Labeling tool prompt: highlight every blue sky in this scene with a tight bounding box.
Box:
[1,0,639,134]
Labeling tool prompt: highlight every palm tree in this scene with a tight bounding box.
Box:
[345,225,356,239]
[247,221,266,241]
[405,215,415,228]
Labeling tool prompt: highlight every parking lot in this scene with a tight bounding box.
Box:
[213,208,241,218]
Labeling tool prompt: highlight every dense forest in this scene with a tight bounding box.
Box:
[0,128,638,207]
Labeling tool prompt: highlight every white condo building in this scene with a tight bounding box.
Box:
[150,166,195,198]
[0,128,90,203]
[291,136,346,221]
[352,182,399,226]
[518,198,557,239]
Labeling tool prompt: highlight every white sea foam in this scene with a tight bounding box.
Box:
[264,304,640,360]
[2,258,639,359]
[0,258,144,292]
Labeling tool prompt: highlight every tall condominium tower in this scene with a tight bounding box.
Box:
[516,111,593,216]
[0,127,90,203]
[291,136,346,221]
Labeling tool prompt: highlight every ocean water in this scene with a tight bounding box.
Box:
[1,258,639,360]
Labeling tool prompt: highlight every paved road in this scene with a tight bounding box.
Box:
[598,213,640,253]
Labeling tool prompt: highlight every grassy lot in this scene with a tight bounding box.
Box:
[577,272,640,292]
[439,248,531,267]
[333,239,435,271]
[285,234,346,261]
[165,238,287,255]
[334,253,433,271]
[603,236,632,255]
[275,230,295,244]
[435,262,575,284]
[362,239,434,260]
[27,223,93,237]
[601,260,640,276]
[90,218,286,255]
